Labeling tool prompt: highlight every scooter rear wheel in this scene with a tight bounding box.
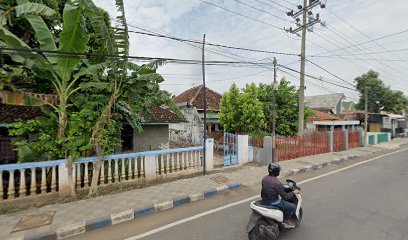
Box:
[248,219,279,240]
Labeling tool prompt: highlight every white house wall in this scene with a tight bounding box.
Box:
[169,107,203,146]
[134,125,170,152]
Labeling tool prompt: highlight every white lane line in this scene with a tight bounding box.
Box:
[297,148,408,186]
[125,195,260,240]
[124,147,408,240]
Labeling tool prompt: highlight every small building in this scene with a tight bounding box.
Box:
[342,110,407,138]
[0,91,185,163]
[0,104,44,164]
[122,105,186,152]
[307,109,360,132]
[305,93,346,115]
[171,85,223,145]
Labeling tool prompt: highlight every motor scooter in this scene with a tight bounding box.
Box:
[246,179,303,240]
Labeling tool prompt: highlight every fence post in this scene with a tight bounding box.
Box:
[359,130,364,147]
[373,134,378,145]
[238,135,249,165]
[58,161,71,197]
[263,136,273,164]
[329,131,334,152]
[144,155,157,183]
[205,139,214,172]
[344,130,349,151]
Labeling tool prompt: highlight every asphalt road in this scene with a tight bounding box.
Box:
[70,147,408,240]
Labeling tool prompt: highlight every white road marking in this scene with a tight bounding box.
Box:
[124,195,260,240]
[124,148,408,240]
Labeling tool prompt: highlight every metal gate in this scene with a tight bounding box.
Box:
[224,132,238,166]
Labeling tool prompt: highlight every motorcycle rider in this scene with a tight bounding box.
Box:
[261,163,300,228]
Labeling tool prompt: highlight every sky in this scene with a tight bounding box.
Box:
[94,0,408,102]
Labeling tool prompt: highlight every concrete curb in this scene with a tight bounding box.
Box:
[20,183,241,240]
[272,154,361,181]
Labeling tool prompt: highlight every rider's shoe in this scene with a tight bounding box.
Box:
[282,220,296,229]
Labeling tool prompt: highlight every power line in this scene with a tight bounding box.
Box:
[323,25,404,74]
[268,0,293,10]
[0,46,273,67]
[318,47,408,57]
[280,0,297,7]
[325,7,408,63]
[277,64,357,91]
[127,30,299,56]
[199,0,282,30]
[306,59,355,87]
[123,21,272,69]
[251,0,290,13]
[231,0,292,22]
[278,66,359,101]
[314,28,408,56]
[209,69,270,83]
[312,26,406,84]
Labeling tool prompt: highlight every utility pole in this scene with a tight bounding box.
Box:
[364,87,368,146]
[202,34,207,175]
[285,0,325,135]
[272,57,277,163]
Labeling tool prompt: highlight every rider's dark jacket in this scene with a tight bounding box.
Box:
[261,175,294,204]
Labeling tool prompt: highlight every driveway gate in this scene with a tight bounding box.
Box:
[224,132,238,166]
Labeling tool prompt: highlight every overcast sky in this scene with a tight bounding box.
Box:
[94,0,408,102]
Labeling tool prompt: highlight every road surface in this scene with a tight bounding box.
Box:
[70,147,408,240]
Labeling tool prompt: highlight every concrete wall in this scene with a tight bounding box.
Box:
[169,107,202,146]
[252,147,264,164]
[134,125,170,152]
[335,100,342,114]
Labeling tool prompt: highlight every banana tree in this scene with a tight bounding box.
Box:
[87,0,175,195]
[0,0,109,141]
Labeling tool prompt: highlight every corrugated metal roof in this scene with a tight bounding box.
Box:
[305,93,345,109]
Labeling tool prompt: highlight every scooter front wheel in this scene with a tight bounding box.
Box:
[248,219,279,240]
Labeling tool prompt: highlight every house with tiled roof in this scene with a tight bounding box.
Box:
[0,91,185,163]
[171,85,223,145]
[306,109,360,132]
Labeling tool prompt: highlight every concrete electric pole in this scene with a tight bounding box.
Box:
[272,57,277,163]
[285,0,326,135]
[364,86,368,146]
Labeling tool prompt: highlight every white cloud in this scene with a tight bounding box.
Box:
[95,0,408,100]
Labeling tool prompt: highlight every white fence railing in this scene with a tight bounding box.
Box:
[0,140,214,202]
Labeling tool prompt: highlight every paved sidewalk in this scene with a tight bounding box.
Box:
[1,138,407,240]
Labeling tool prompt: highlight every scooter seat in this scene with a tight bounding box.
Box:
[253,200,281,210]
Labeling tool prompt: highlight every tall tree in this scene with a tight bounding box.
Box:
[219,83,265,134]
[87,0,172,195]
[258,78,312,136]
[219,83,242,132]
[355,70,408,113]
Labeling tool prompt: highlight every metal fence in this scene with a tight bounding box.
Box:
[276,133,330,161]
[348,131,360,149]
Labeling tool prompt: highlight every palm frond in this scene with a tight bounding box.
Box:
[115,100,143,132]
